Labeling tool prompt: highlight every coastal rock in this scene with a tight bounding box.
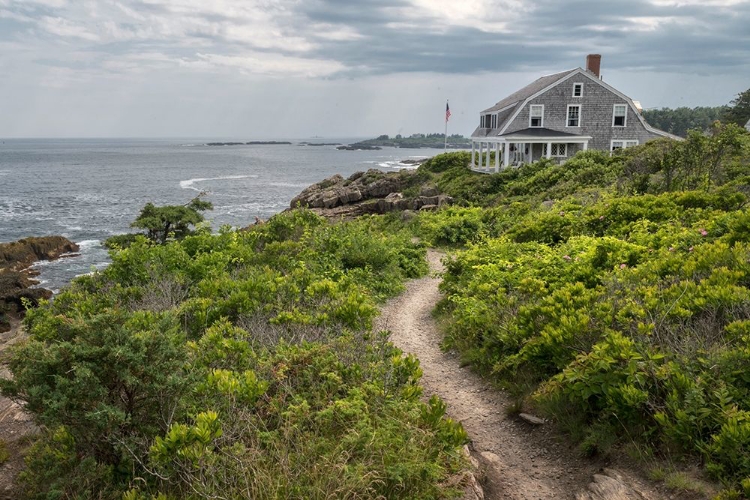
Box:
[288,167,454,220]
[0,236,79,324]
[1,236,80,272]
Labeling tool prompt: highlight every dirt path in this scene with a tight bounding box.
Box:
[0,319,36,499]
[376,249,669,500]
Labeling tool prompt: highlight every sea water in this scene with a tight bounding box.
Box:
[0,138,447,291]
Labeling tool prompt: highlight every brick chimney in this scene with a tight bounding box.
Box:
[586,54,601,78]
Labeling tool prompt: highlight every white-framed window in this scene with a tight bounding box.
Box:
[613,104,627,127]
[573,83,583,97]
[567,105,581,127]
[542,143,568,157]
[491,114,497,129]
[529,105,544,127]
[610,140,639,151]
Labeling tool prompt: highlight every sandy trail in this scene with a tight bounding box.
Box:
[375,249,666,500]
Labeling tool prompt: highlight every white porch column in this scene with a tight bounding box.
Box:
[546,142,552,159]
[495,143,500,172]
[504,142,510,168]
[583,141,589,151]
[485,142,491,171]
[471,141,476,167]
[479,141,483,169]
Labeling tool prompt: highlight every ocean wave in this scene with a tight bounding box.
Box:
[76,239,102,249]
[377,161,419,170]
[180,175,258,191]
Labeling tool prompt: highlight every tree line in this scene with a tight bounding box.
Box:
[642,88,750,137]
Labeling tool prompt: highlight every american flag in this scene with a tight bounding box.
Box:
[445,102,451,122]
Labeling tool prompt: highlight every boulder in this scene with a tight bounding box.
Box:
[0,235,77,320]
[287,166,454,220]
[0,236,80,272]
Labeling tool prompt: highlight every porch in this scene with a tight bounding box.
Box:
[470,128,592,173]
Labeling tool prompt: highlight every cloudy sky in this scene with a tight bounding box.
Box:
[1,0,749,138]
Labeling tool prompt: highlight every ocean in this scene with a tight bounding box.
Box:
[0,138,448,292]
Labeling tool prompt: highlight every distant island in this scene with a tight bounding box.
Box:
[337,133,471,150]
[206,141,292,146]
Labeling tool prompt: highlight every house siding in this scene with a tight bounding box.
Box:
[504,75,665,151]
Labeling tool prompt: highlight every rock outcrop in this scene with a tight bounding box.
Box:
[1,236,79,272]
[0,236,79,332]
[289,168,452,219]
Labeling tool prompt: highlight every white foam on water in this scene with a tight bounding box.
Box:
[77,239,101,249]
[180,175,258,191]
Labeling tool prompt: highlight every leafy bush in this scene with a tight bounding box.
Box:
[3,209,466,499]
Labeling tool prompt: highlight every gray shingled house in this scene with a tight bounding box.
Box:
[471,54,677,171]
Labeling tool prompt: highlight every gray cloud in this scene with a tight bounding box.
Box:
[0,0,748,138]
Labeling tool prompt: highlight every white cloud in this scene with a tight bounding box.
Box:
[38,15,99,40]
[185,52,344,78]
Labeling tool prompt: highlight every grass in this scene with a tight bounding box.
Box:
[0,439,9,465]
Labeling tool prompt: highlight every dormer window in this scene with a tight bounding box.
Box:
[613,104,627,127]
[573,83,583,97]
[529,105,544,127]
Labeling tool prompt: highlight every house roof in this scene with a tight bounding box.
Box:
[473,66,680,141]
[481,69,577,114]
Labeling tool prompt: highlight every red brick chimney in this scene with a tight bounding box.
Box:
[586,54,601,78]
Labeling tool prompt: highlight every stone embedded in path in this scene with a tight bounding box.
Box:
[575,469,647,500]
[518,413,546,426]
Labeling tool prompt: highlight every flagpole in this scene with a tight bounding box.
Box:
[444,100,448,151]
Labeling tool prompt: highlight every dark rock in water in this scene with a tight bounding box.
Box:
[205,141,292,146]
[336,145,382,151]
[0,236,79,320]
[246,141,292,145]
[288,167,454,220]
[1,236,80,272]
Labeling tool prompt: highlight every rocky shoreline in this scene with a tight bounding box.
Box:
[289,166,452,219]
[0,236,79,333]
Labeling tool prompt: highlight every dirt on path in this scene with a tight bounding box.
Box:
[376,249,672,500]
[0,318,36,500]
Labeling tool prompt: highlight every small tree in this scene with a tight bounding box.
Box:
[722,88,750,127]
[132,196,213,244]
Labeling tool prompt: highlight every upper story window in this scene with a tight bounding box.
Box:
[567,105,580,127]
[492,114,497,128]
[480,114,492,128]
[529,105,544,127]
[573,83,583,97]
[613,104,627,127]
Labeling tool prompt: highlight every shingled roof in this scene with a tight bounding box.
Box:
[480,69,577,113]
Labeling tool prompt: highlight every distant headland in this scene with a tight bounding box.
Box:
[337,133,470,150]
[205,141,293,146]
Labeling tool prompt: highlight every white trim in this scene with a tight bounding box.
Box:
[612,104,627,127]
[610,139,639,151]
[529,104,544,128]
[480,102,519,115]
[566,104,581,127]
[573,82,583,97]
